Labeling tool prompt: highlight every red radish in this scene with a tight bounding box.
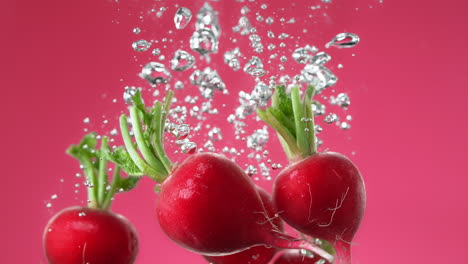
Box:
[274,153,365,263]
[274,249,329,264]
[43,206,138,264]
[111,91,335,262]
[43,134,140,264]
[258,86,366,263]
[203,186,282,264]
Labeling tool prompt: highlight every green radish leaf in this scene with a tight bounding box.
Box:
[67,133,101,170]
[67,133,99,158]
[268,107,296,138]
[131,90,152,126]
[103,146,144,176]
[117,176,141,192]
[275,85,294,118]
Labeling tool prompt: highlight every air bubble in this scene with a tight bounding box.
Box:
[132,40,151,52]
[326,33,360,48]
[174,7,192,29]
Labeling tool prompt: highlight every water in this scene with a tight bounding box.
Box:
[123,86,138,104]
[171,50,196,71]
[190,28,219,55]
[326,32,360,48]
[174,7,192,30]
[190,68,226,99]
[244,56,266,77]
[224,48,242,71]
[139,62,172,86]
[247,127,269,150]
[132,40,151,52]
[71,1,365,215]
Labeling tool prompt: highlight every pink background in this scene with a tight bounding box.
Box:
[7,0,468,263]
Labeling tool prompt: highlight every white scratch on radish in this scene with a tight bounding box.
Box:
[253,210,282,233]
[81,242,87,264]
[307,184,313,222]
[318,187,349,227]
[335,228,356,245]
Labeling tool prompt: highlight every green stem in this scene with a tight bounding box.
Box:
[303,86,317,155]
[119,115,165,182]
[151,102,172,174]
[129,107,166,171]
[257,108,301,160]
[96,137,109,206]
[81,156,99,208]
[102,166,121,210]
[291,86,310,157]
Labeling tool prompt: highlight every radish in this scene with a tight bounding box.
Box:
[108,91,335,262]
[44,206,138,264]
[274,249,329,264]
[202,186,281,264]
[257,86,366,263]
[43,134,139,264]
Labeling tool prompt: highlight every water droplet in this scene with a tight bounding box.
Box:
[233,16,252,36]
[330,93,350,107]
[315,124,323,133]
[310,52,331,66]
[45,202,52,208]
[132,40,151,52]
[278,33,289,40]
[171,50,195,71]
[123,86,138,104]
[241,6,250,15]
[174,7,192,29]
[190,28,219,55]
[175,80,184,90]
[181,141,197,154]
[139,62,172,86]
[190,68,226,98]
[83,117,90,124]
[250,81,273,107]
[224,47,241,71]
[245,165,258,176]
[78,212,86,217]
[204,140,215,152]
[152,48,161,56]
[301,65,337,93]
[196,3,221,37]
[292,45,318,64]
[265,17,274,25]
[340,121,351,130]
[84,180,94,188]
[244,56,266,77]
[51,194,58,199]
[272,163,283,170]
[312,101,326,115]
[133,27,141,34]
[326,33,360,48]
[172,124,190,139]
[324,113,338,124]
[208,127,222,141]
[110,128,118,136]
[247,127,269,150]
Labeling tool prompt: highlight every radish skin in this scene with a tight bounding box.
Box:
[203,186,282,264]
[43,206,138,264]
